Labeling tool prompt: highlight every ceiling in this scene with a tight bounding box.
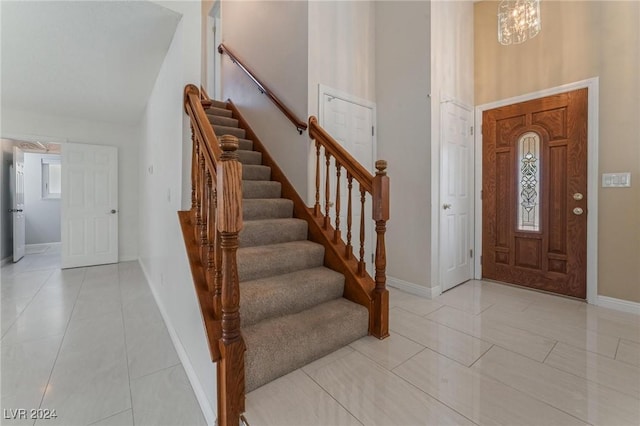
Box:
[1,0,181,124]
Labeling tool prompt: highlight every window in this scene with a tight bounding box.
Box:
[517,132,540,231]
[42,157,61,199]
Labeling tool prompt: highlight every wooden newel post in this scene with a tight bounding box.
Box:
[216,135,246,426]
[372,160,390,339]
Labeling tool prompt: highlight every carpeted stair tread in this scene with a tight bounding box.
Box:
[208,100,228,109]
[237,138,253,151]
[243,199,293,220]
[238,240,324,282]
[240,218,307,248]
[213,124,246,139]
[205,106,232,118]
[243,164,271,181]
[238,150,262,165]
[240,267,344,328]
[244,298,369,391]
[208,114,239,128]
[243,180,281,199]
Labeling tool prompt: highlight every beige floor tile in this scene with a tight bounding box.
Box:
[302,346,354,375]
[246,370,362,426]
[389,287,444,316]
[391,307,492,366]
[426,306,556,361]
[349,334,424,369]
[482,306,620,358]
[131,364,207,426]
[306,350,475,426]
[436,285,494,314]
[545,342,640,398]
[473,346,640,425]
[90,409,133,426]
[617,339,640,367]
[394,347,587,426]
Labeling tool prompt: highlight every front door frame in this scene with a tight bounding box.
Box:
[474,77,599,304]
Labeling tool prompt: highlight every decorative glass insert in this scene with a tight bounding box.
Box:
[517,132,540,231]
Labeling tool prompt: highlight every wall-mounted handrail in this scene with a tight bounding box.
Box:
[218,43,308,135]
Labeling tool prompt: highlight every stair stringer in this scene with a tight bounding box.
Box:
[226,100,376,334]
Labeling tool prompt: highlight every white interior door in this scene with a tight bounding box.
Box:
[10,146,26,262]
[320,90,376,275]
[440,100,474,291]
[61,143,118,269]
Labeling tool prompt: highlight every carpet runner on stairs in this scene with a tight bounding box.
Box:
[206,100,369,392]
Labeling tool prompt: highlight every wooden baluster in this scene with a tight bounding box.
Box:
[372,160,390,339]
[358,185,366,276]
[213,187,222,318]
[345,173,353,259]
[206,171,215,294]
[190,125,197,212]
[334,163,341,243]
[324,151,331,229]
[193,146,202,244]
[199,154,208,262]
[216,135,245,426]
[314,141,321,216]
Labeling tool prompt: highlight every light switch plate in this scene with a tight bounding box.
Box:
[602,172,631,188]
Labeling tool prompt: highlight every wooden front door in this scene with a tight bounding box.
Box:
[482,88,588,298]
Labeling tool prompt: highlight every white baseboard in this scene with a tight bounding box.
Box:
[137,259,217,426]
[118,254,138,262]
[596,295,640,315]
[388,276,441,299]
[25,242,61,248]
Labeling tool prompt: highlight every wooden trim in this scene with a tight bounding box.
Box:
[218,43,307,134]
[178,211,222,362]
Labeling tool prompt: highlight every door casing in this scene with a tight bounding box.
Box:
[474,78,599,304]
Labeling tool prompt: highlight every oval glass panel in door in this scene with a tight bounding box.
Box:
[517,132,541,231]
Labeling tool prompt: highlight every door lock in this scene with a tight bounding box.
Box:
[443,204,452,210]
[572,207,584,215]
[573,193,584,201]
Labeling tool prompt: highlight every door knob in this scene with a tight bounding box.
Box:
[573,207,584,215]
[110,209,118,214]
[443,204,452,210]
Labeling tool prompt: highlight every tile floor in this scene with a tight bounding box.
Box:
[2,247,640,425]
[1,246,205,426]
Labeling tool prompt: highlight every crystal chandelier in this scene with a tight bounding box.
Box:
[498,0,541,45]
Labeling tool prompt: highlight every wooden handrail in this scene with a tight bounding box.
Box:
[308,115,390,338]
[218,43,308,134]
[182,84,246,426]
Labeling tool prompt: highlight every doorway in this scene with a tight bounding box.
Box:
[207,1,222,99]
[476,81,598,300]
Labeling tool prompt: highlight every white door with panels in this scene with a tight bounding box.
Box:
[10,146,26,262]
[320,88,376,275]
[61,143,118,268]
[440,100,474,291]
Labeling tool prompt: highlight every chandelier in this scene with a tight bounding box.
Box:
[498,0,541,45]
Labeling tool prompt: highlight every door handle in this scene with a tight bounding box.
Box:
[573,207,584,215]
[110,209,118,214]
[443,204,452,210]
[8,209,23,212]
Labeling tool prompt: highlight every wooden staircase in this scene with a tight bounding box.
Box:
[180,46,389,426]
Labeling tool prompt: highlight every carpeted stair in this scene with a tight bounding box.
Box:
[206,100,369,392]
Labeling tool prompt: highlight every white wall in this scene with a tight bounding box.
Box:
[24,152,61,245]
[1,109,139,261]
[220,0,310,198]
[138,2,217,424]
[430,0,474,294]
[308,1,376,117]
[375,1,432,293]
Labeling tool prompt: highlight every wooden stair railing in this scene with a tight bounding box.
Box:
[218,43,308,134]
[180,84,245,426]
[308,117,390,338]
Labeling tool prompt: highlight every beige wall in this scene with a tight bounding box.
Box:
[475,1,640,302]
